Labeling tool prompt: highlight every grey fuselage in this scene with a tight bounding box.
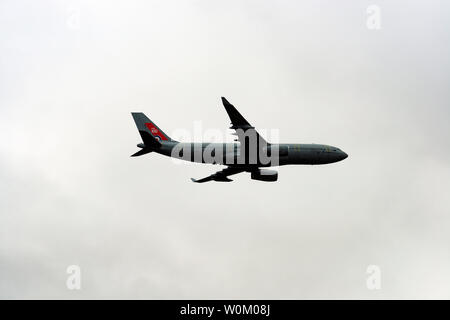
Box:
[148,141,348,168]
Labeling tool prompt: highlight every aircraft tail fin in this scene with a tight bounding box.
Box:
[131,112,174,157]
[131,112,173,143]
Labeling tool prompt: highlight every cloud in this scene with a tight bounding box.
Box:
[1,0,450,298]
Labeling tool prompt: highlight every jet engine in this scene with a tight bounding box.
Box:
[251,169,278,182]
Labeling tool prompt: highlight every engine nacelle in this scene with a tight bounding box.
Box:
[251,169,278,182]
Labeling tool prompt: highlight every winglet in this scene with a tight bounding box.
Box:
[221,96,230,106]
[221,97,253,129]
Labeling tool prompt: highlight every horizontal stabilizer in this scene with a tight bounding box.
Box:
[131,148,152,157]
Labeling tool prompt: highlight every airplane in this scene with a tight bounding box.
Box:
[131,97,348,182]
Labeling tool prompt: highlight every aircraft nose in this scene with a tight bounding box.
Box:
[340,151,348,160]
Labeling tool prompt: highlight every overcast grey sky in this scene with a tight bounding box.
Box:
[1,0,450,299]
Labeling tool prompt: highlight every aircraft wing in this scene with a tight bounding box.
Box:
[221,97,268,145]
[191,166,245,183]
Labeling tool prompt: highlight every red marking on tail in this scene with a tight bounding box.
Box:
[145,123,168,141]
